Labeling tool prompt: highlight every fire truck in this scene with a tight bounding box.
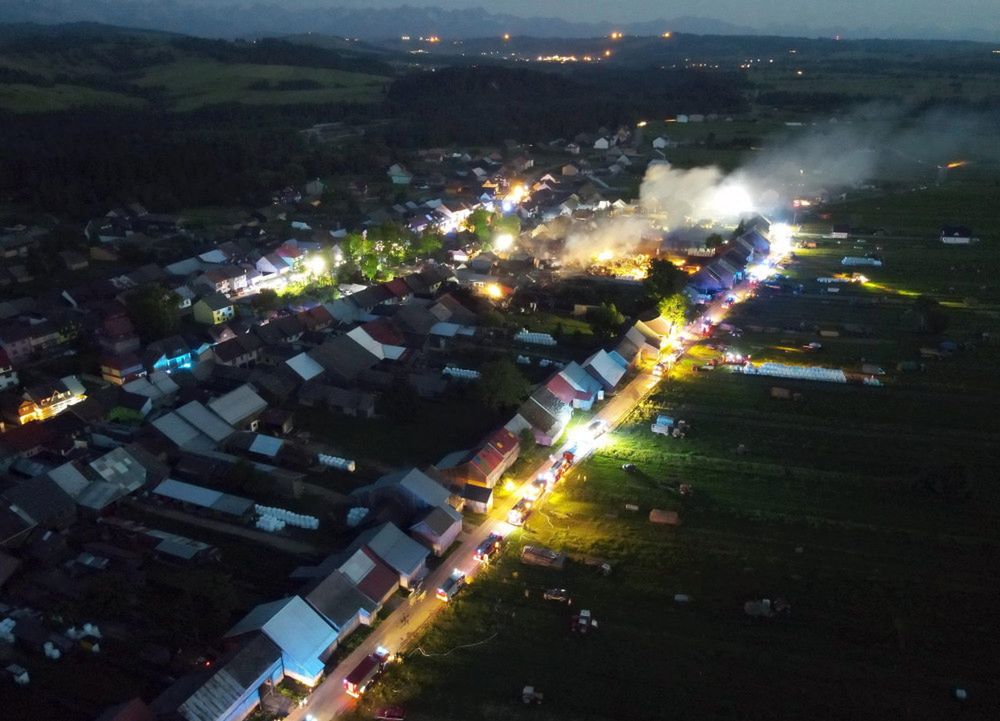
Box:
[343,647,390,698]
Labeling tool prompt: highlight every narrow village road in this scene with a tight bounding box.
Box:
[288,273,763,721]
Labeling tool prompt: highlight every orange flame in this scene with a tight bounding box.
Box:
[946,160,966,169]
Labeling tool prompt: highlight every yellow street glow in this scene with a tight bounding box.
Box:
[485,283,504,300]
[305,255,327,275]
[494,233,514,252]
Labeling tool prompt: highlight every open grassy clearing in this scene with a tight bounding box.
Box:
[814,182,1000,242]
[0,82,147,112]
[134,59,388,110]
[343,192,1000,720]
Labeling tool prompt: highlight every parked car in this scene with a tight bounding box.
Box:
[543,588,572,603]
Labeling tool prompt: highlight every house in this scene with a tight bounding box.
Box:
[387,163,413,185]
[940,225,974,244]
[545,362,603,410]
[150,633,283,721]
[358,522,430,589]
[652,136,672,149]
[565,142,581,155]
[307,335,379,385]
[59,250,89,271]
[193,293,236,326]
[0,349,18,391]
[409,504,462,556]
[302,570,380,639]
[100,353,147,386]
[435,427,519,490]
[583,349,628,390]
[359,467,452,514]
[97,313,141,356]
[458,482,493,514]
[506,387,571,446]
[145,336,193,373]
[5,376,86,425]
[225,596,338,686]
[593,137,611,150]
[207,384,268,431]
[213,334,264,368]
[561,163,580,177]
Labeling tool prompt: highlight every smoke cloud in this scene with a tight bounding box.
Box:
[557,103,998,265]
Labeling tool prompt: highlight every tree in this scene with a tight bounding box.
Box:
[359,253,380,281]
[475,357,529,411]
[587,302,625,340]
[125,284,180,340]
[643,258,686,304]
[467,208,493,243]
[251,288,282,313]
[518,427,537,455]
[493,213,521,238]
[342,231,369,261]
[657,293,689,329]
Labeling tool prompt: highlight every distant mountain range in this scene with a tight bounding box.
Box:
[0,1,996,42]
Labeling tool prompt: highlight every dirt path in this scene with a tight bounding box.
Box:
[136,503,322,555]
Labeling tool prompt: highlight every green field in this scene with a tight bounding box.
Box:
[0,82,146,112]
[135,59,387,111]
[344,210,1000,721]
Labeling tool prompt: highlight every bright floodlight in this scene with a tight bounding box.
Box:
[305,255,327,275]
[770,222,793,255]
[710,183,754,219]
[494,233,514,252]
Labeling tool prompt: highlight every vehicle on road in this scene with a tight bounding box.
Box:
[543,588,572,603]
[586,418,608,438]
[507,498,533,526]
[571,608,597,634]
[523,477,548,501]
[474,533,503,563]
[375,707,406,720]
[435,569,468,602]
[344,647,390,698]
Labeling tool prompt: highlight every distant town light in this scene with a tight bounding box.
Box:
[662,32,672,38]
[503,33,511,41]
[604,49,612,57]
[636,120,648,127]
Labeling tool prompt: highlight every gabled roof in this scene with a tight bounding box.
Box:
[360,522,430,577]
[197,292,233,311]
[411,504,461,538]
[308,335,379,384]
[177,634,280,721]
[303,570,379,630]
[339,547,398,602]
[175,401,235,443]
[373,467,451,508]
[207,384,267,426]
[285,352,324,381]
[89,446,148,492]
[584,349,627,388]
[225,596,337,677]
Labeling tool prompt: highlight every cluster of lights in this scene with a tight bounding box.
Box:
[609,31,624,40]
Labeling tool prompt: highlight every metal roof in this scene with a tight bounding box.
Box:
[363,522,430,577]
[285,352,324,381]
[225,597,337,677]
[249,434,283,458]
[207,384,267,426]
[154,478,222,508]
[175,401,235,443]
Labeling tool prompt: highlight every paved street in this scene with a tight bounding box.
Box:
[288,270,766,721]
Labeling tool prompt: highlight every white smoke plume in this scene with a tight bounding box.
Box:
[558,103,998,264]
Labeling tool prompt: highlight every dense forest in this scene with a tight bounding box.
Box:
[385,64,749,146]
